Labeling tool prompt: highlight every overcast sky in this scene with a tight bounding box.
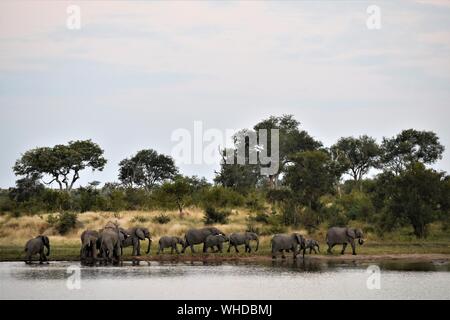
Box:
[0,0,449,188]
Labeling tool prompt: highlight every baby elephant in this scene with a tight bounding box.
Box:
[203,234,229,253]
[305,239,320,254]
[157,236,185,254]
[24,235,50,264]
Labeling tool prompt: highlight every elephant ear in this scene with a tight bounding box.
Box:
[136,228,145,240]
[40,235,48,246]
[346,228,356,239]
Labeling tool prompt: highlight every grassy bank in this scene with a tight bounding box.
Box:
[1,208,449,261]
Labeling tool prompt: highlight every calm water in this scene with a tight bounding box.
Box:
[0,260,449,299]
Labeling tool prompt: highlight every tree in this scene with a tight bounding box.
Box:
[253,114,322,187]
[382,163,447,238]
[284,150,340,211]
[118,149,178,190]
[8,173,44,202]
[13,140,106,191]
[331,135,380,182]
[214,145,260,193]
[380,129,444,174]
[160,176,193,216]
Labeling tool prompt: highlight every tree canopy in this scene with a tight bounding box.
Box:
[380,129,444,174]
[13,140,106,191]
[118,149,178,190]
[331,135,380,181]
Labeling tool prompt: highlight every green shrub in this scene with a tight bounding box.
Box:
[323,204,349,228]
[260,224,286,235]
[47,211,78,235]
[254,212,269,224]
[199,187,245,208]
[340,191,375,221]
[280,203,301,226]
[131,215,150,224]
[152,213,171,224]
[244,191,266,211]
[203,206,230,224]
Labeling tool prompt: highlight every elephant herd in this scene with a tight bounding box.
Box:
[23,223,365,265]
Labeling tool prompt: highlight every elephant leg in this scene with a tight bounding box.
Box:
[327,244,335,254]
[281,250,286,259]
[190,244,196,253]
[218,244,223,253]
[341,243,347,255]
[175,245,180,254]
[234,245,239,253]
[313,248,317,254]
[227,243,231,253]
[350,240,356,255]
[114,245,121,265]
[136,240,141,256]
[309,248,312,254]
[203,244,207,253]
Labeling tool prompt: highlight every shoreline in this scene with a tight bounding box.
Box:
[2,253,449,264]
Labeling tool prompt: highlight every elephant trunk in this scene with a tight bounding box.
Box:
[45,244,50,256]
[146,237,152,254]
[317,244,320,253]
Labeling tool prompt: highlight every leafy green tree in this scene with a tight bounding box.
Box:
[8,173,44,202]
[118,149,178,190]
[214,146,260,193]
[13,140,106,191]
[380,129,444,174]
[160,175,193,216]
[331,135,380,182]
[284,150,340,211]
[254,115,322,187]
[381,163,447,238]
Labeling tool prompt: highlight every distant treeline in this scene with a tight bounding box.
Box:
[1,115,448,238]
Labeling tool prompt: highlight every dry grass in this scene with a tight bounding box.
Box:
[0,207,266,247]
[1,208,449,260]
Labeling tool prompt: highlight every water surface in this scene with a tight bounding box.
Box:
[0,260,449,299]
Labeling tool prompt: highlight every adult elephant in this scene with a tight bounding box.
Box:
[24,235,50,264]
[271,233,305,260]
[326,227,364,255]
[122,227,152,256]
[100,222,126,265]
[80,230,99,264]
[227,232,259,253]
[181,227,224,253]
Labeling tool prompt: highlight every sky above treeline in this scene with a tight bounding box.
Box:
[0,1,449,188]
